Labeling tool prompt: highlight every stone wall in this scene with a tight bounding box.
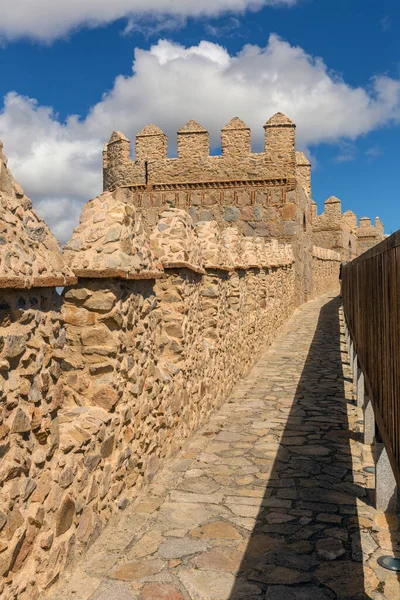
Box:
[357,216,385,256]
[0,142,344,599]
[312,196,384,260]
[103,114,297,191]
[312,246,341,299]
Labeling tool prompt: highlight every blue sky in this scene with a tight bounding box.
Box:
[0,0,399,240]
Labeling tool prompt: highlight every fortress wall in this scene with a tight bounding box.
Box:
[0,141,349,599]
[0,145,77,598]
[102,115,316,306]
[356,217,385,256]
[312,246,341,298]
[97,181,312,306]
[0,199,306,599]
[121,182,294,235]
[312,197,384,260]
[0,288,69,591]
[102,114,296,191]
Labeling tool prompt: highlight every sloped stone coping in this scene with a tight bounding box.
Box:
[70,268,164,280]
[312,246,341,261]
[64,189,162,280]
[160,261,206,275]
[0,273,77,289]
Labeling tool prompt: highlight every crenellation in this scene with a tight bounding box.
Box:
[103,113,299,192]
[106,131,130,167]
[264,112,296,176]
[311,200,318,221]
[312,196,384,260]
[135,124,167,162]
[177,120,210,159]
[359,216,371,228]
[324,196,342,218]
[221,117,251,157]
[375,216,384,235]
[0,143,76,289]
[342,209,357,232]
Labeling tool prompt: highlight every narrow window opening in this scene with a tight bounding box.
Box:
[145,161,149,185]
[303,214,307,232]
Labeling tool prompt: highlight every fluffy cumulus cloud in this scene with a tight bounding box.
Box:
[0,0,298,42]
[1,34,400,242]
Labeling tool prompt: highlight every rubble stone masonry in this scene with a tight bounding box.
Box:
[0,113,379,599]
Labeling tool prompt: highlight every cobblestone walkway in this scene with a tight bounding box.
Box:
[47,294,400,600]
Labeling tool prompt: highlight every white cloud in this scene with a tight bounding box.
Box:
[365,146,383,159]
[0,0,298,42]
[1,34,400,242]
[335,141,357,163]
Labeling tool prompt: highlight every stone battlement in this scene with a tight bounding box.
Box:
[103,113,299,191]
[312,196,384,261]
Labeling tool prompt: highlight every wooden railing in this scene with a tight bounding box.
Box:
[342,231,400,487]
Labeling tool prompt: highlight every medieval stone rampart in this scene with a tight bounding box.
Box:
[0,135,345,599]
[102,114,317,306]
[312,196,385,260]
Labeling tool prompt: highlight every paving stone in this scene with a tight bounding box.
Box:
[315,561,372,598]
[91,580,139,600]
[110,559,165,581]
[157,538,208,559]
[265,586,335,600]
[177,569,259,599]
[191,546,244,571]
[140,584,185,600]
[316,537,345,560]
[190,521,242,540]
[134,500,163,514]
[128,531,164,558]
[250,565,313,585]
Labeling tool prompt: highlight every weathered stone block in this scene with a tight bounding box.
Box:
[225,206,240,222]
[55,496,75,537]
[91,386,119,411]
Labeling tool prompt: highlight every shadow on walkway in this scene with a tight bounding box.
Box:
[228,297,372,600]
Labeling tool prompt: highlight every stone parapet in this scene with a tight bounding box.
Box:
[0,142,76,289]
[312,196,385,260]
[63,193,297,279]
[63,188,164,280]
[103,113,300,191]
[312,246,341,261]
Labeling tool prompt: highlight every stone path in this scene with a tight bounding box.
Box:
[46,294,400,600]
